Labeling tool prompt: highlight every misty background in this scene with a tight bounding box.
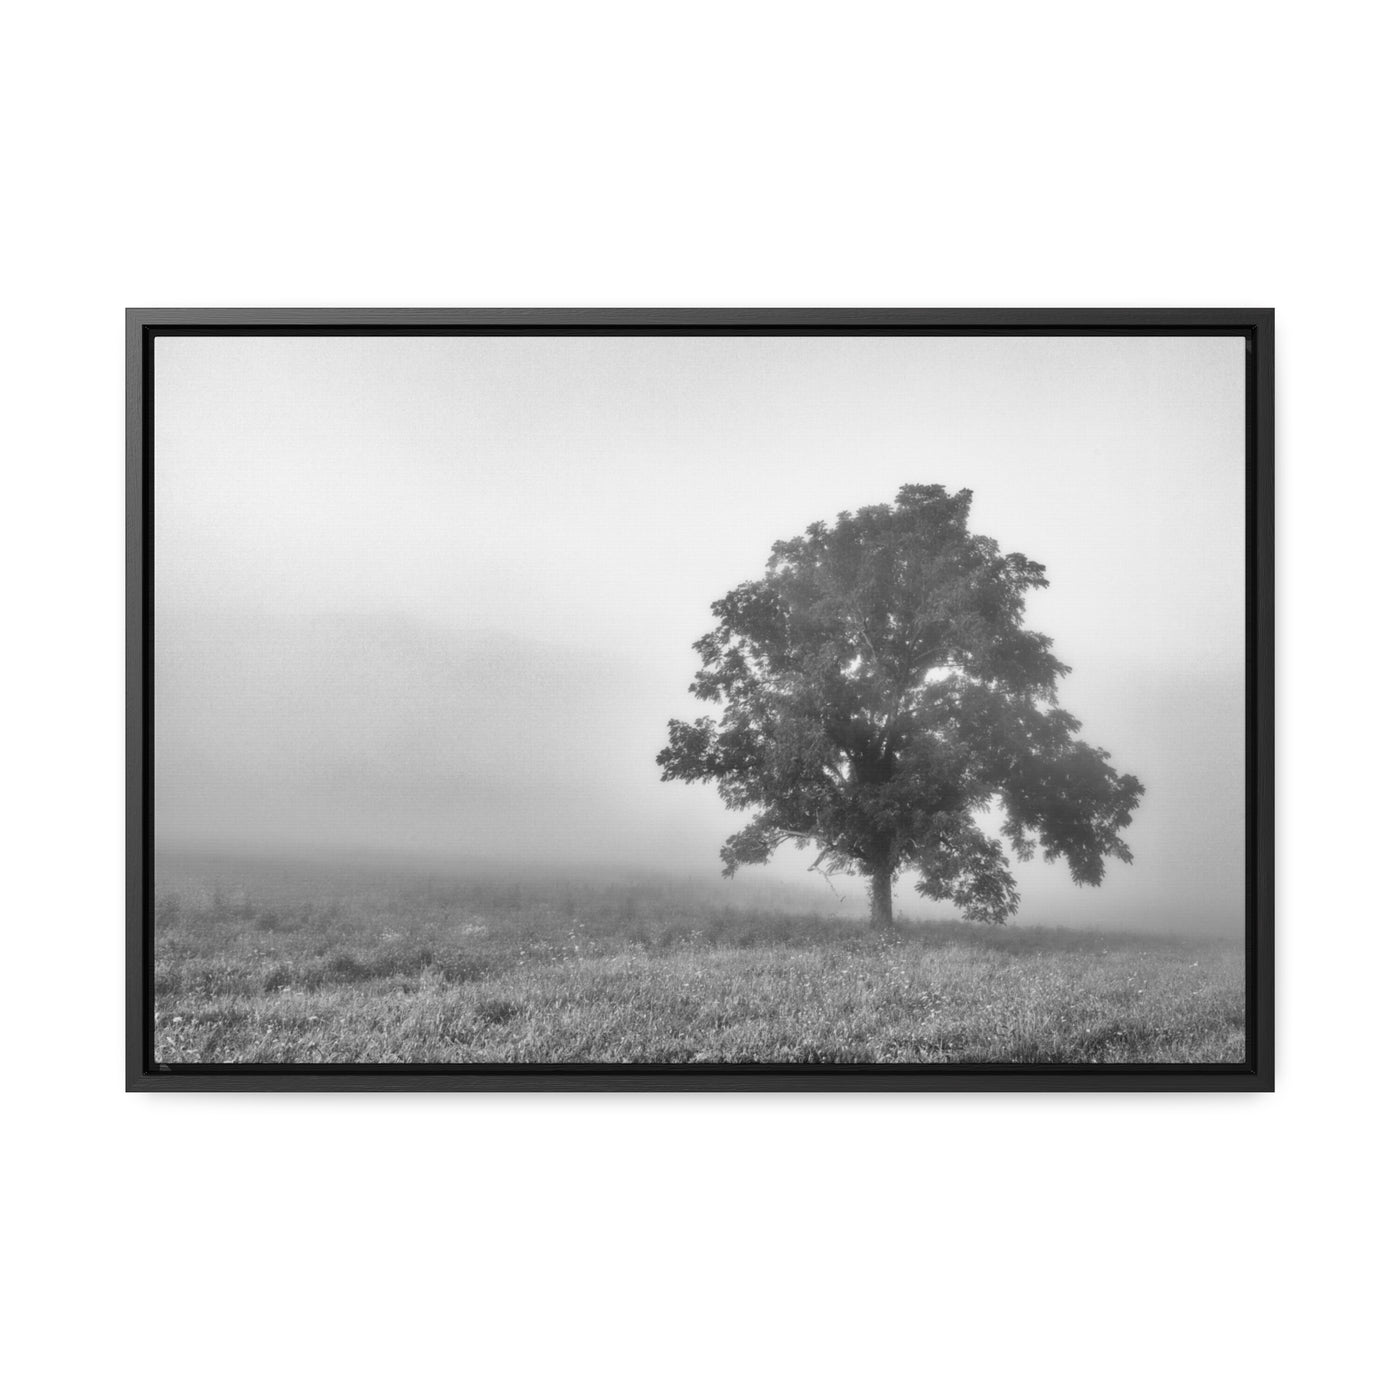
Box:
[155,334,1244,934]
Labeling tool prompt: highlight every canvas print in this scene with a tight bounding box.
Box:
[151,331,1247,1065]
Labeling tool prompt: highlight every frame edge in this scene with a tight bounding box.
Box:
[125,308,1275,1092]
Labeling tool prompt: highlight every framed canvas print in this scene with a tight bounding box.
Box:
[126,308,1273,1091]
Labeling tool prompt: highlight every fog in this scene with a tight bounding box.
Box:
[155,334,1244,934]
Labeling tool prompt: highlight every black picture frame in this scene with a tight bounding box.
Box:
[127,307,1274,1092]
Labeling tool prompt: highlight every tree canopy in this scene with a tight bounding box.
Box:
[657,484,1145,927]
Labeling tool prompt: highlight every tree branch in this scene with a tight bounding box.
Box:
[808,845,846,902]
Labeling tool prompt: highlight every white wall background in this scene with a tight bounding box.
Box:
[5,2,1394,1397]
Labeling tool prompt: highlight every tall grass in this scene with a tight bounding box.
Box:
[152,860,1245,1065]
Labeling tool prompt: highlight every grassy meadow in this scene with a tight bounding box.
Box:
[152,857,1245,1065]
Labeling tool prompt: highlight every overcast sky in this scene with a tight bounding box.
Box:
[155,333,1245,933]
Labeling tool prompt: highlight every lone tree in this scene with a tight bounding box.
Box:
[657,485,1144,928]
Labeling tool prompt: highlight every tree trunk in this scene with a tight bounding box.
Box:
[869,868,894,929]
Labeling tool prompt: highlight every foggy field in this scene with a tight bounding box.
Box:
[153,861,1245,1065]
[149,335,1250,1069]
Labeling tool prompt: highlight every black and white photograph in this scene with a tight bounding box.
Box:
[21,2,1400,1394]
[139,316,1262,1075]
